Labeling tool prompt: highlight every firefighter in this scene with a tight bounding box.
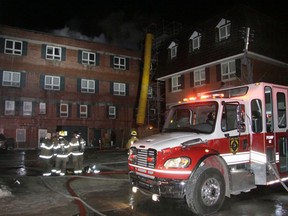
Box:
[126,130,139,150]
[39,133,53,176]
[50,132,58,174]
[55,131,71,176]
[69,131,86,174]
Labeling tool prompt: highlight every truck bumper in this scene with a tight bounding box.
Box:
[129,171,187,199]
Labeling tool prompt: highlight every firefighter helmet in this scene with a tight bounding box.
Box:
[131,130,137,136]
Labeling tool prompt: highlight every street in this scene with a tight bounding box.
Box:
[0,149,288,215]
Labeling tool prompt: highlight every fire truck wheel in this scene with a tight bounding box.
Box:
[186,166,225,215]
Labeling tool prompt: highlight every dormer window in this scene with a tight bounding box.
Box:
[189,31,201,52]
[168,41,178,59]
[216,18,231,41]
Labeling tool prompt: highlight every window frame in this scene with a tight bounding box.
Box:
[113,82,126,96]
[5,39,23,55]
[23,101,33,116]
[171,75,182,92]
[81,79,95,93]
[113,56,126,70]
[2,71,21,87]
[221,60,236,81]
[216,19,231,41]
[108,105,116,119]
[79,104,88,118]
[60,103,69,118]
[46,45,62,61]
[5,100,15,116]
[82,51,96,65]
[39,102,46,114]
[194,68,206,87]
[44,75,61,90]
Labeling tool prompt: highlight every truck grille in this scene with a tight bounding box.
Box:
[136,148,157,168]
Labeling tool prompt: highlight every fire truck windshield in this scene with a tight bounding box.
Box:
[163,102,218,134]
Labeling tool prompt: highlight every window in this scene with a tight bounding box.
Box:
[79,105,88,118]
[2,71,21,87]
[171,75,182,92]
[60,103,68,117]
[189,31,201,51]
[113,56,126,70]
[216,19,231,41]
[194,69,206,87]
[113,82,126,96]
[39,102,46,114]
[108,106,116,119]
[82,51,96,65]
[16,129,26,142]
[44,75,60,90]
[221,60,236,81]
[46,45,61,60]
[5,39,23,55]
[23,101,32,116]
[277,92,286,128]
[251,99,263,133]
[81,79,95,93]
[5,100,15,115]
[221,103,238,132]
[168,41,178,59]
[265,87,273,132]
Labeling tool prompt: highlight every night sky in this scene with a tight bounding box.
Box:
[0,0,286,49]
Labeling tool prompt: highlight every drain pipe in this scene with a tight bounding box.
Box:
[136,33,153,126]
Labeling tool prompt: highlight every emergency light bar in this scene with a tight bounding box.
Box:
[178,93,224,104]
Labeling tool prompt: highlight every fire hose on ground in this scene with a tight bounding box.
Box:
[40,163,129,216]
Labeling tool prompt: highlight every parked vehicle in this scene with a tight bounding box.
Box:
[128,82,288,215]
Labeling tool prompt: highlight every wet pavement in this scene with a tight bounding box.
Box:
[0,149,288,215]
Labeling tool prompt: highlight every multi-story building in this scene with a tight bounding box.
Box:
[154,5,288,107]
[0,24,141,149]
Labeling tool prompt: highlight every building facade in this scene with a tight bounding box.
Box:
[0,25,141,149]
[154,5,288,107]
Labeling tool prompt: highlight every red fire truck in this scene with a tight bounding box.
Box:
[128,82,288,215]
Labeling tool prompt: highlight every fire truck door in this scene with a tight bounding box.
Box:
[272,87,288,172]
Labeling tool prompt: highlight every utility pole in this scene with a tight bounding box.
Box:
[241,27,254,84]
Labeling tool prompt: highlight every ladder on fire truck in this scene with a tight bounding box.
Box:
[267,161,288,192]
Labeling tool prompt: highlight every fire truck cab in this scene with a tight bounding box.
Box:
[128,82,288,215]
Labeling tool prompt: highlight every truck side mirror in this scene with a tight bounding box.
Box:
[237,104,246,132]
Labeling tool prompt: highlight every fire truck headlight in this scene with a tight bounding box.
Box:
[164,157,191,168]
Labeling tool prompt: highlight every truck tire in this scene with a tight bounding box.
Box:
[186,166,225,215]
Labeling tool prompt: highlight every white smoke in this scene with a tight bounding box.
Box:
[51,26,108,44]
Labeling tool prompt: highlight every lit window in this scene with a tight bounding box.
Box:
[113,56,126,70]
[39,102,46,114]
[168,41,178,59]
[79,105,88,118]
[44,75,60,90]
[60,103,68,117]
[23,101,32,116]
[16,129,26,142]
[221,60,236,81]
[82,51,96,65]
[46,45,61,60]
[171,75,182,92]
[194,69,206,87]
[81,79,95,93]
[5,39,23,55]
[108,106,116,119]
[113,82,126,96]
[2,71,21,87]
[189,31,201,51]
[216,18,231,41]
[5,100,15,115]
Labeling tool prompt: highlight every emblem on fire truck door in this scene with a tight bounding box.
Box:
[229,137,239,154]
